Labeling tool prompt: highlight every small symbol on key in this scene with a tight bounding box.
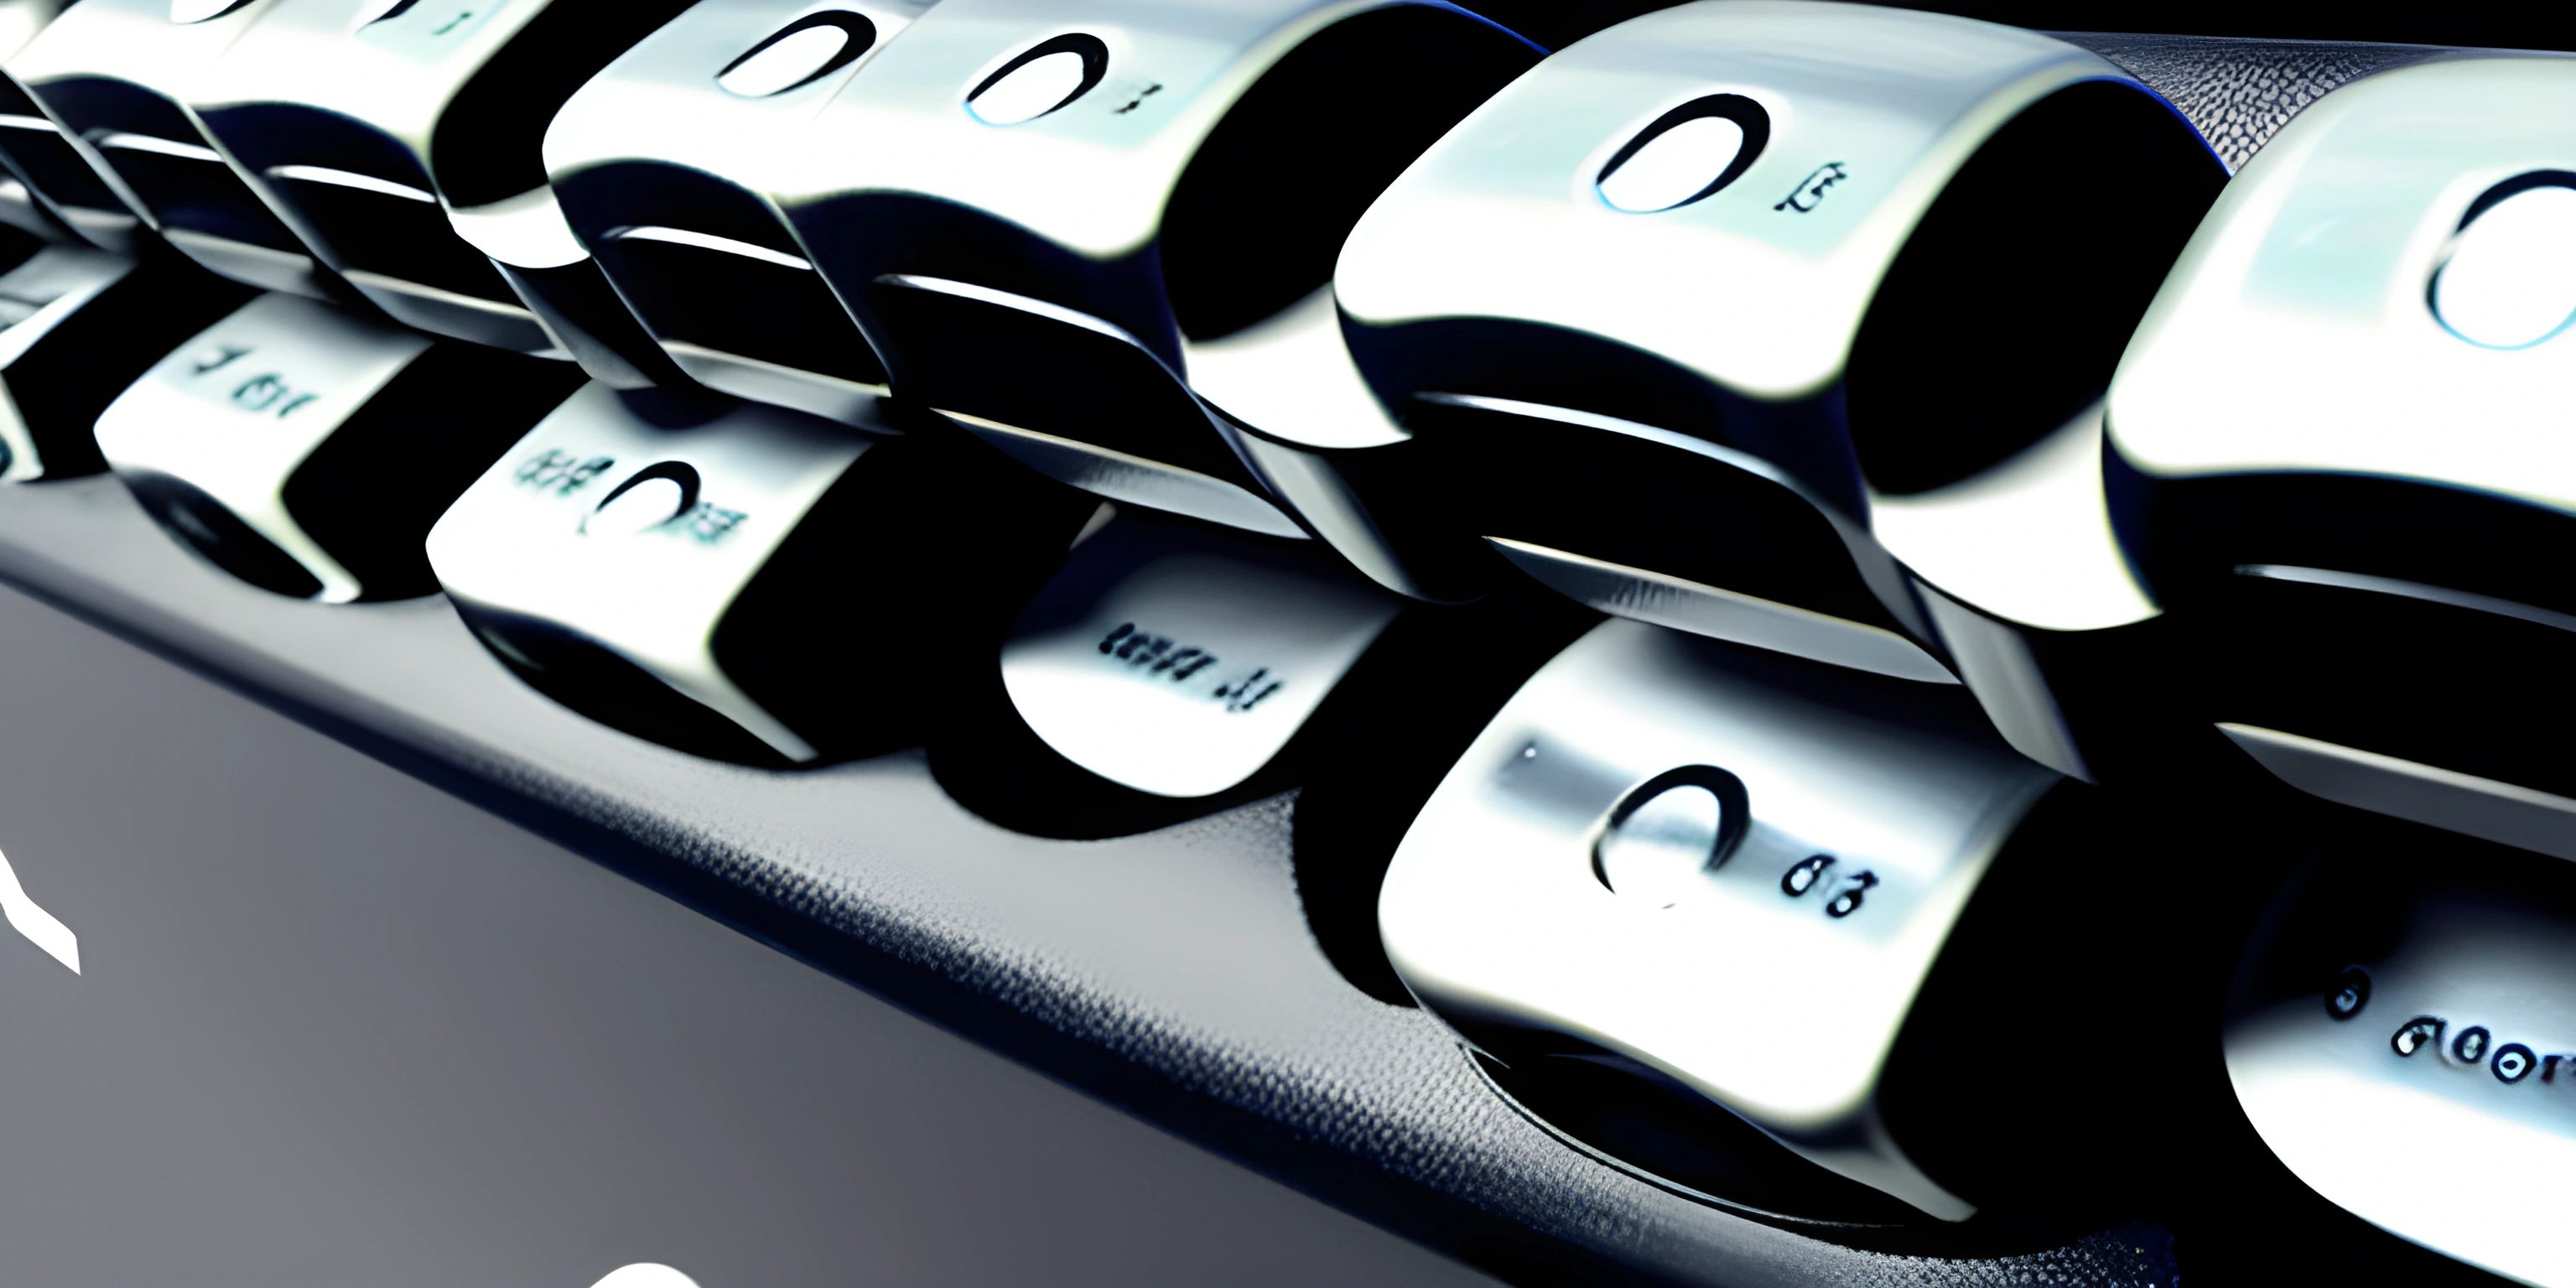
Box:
[1823,870,1877,918]
[515,449,615,496]
[2391,1015,2445,1057]
[682,504,748,543]
[1213,667,1282,713]
[190,344,252,376]
[2452,1025,2491,1065]
[231,373,293,412]
[1774,161,1848,214]
[1781,854,1834,897]
[2495,1043,2538,1084]
[2324,965,2371,1021]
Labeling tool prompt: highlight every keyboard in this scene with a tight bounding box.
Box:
[0,3,2568,1285]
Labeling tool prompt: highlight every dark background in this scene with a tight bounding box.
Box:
[1471,2,2572,51]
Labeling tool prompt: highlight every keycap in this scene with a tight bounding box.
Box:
[96,290,584,600]
[0,239,251,481]
[2224,823,2576,1287]
[2106,55,2576,857]
[547,0,930,423]
[180,0,695,385]
[0,0,145,250]
[3,0,366,301]
[931,509,1402,835]
[0,1,73,242]
[1332,1,2224,776]
[427,385,1088,766]
[1380,618,2205,1223]
[935,507,1602,839]
[0,78,143,252]
[770,0,1538,562]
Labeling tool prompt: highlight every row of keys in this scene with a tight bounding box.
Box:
[0,2,2568,1283]
[5,0,2561,865]
[13,292,2561,1272]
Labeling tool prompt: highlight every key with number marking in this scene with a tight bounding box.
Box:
[0,240,251,482]
[547,0,932,425]
[428,384,1088,766]
[937,510,1391,836]
[4,0,377,304]
[96,291,584,600]
[2222,818,2576,1287]
[1328,2,2225,781]
[177,0,698,384]
[2108,55,2576,860]
[1381,617,2219,1225]
[770,0,1537,562]
[936,507,1594,838]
